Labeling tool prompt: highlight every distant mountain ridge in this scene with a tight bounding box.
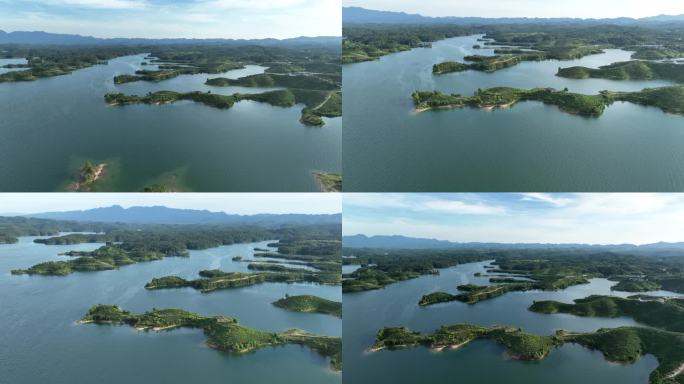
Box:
[343,234,684,254]
[27,205,341,226]
[0,30,341,47]
[343,7,684,26]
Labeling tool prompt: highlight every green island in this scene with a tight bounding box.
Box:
[80,304,341,371]
[144,267,341,293]
[529,295,684,333]
[11,222,340,277]
[0,45,141,83]
[411,85,684,116]
[557,61,684,83]
[205,74,341,126]
[342,24,652,64]
[433,52,550,74]
[343,247,684,294]
[66,160,107,192]
[313,172,342,192]
[419,276,589,306]
[612,279,663,292]
[272,294,342,318]
[0,216,112,244]
[369,324,684,383]
[11,243,185,276]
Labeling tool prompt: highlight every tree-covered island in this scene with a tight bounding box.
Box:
[81,304,342,371]
[529,295,684,333]
[557,60,684,83]
[145,267,341,293]
[369,324,684,384]
[419,275,589,306]
[272,295,342,318]
[411,85,684,117]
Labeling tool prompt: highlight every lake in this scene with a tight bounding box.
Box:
[0,54,341,191]
[343,260,680,384]
[343,35,684,191]
[0,235,341,383]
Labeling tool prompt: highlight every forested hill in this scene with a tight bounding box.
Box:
[343,234,684,256]
[27,206,341,226]
[0,30,340,48]
[343,7,684,25]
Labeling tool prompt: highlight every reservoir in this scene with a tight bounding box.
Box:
[0,54,341,191]
[0,235,341,383]
[343,35,684,191]
[343,260,679,384]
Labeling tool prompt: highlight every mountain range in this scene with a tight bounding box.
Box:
[25,205,340,226]
[343,234,684,255]
[343,7,684,26]
[0,31,341,47]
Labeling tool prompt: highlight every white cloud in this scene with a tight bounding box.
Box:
[520,193,571,207]
[43,0,148,9]
[344,193,684,245]
[344,194,507,215]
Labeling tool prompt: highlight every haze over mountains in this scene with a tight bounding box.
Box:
[23,205,340,226]
[343,234,684,255]
[0,30,340,47]
[343,6,684,25]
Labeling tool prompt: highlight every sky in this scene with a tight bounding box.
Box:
[343,193,684,245]
[344,0,684,19]
[0,193,341,215]
[0,0,340,39]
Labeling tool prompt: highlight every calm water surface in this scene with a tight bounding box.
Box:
[0,236,341,383]
[343,260,680,384]
[0,54,341,191]
[343,35,684,191]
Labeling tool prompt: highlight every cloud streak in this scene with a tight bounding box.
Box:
[344,193,684,245]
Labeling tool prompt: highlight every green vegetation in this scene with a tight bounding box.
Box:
[66,160,107,192]
[272,295,342,318]
[344,247,684,294]
[371,324,684,383]
[412,86,684,117]
[313,172,342,192]
[412,87,611,116]
[612,279,663,292]
[432,61,468,74]
[145,267,341,292]
[557,61,684,83]
[0,217,112,244]
[12,223,340,277]
[371,324,560,360]
[610,86,684,116]
[529,295,684,333]
[342,249,489,293]
[205,74,341,126]
[433,52,548,74]
[11,244,180,276]
[342,24,474,63]
[419,276,589,306]
[81,304,341,371]
[0,45,141,83]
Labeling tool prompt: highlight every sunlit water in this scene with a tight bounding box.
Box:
[0,235,341,383]
[343,260,678,384]
[343,35,684,191]
[0,54,341,191]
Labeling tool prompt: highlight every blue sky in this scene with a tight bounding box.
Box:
[343,193,684,245]
[0,193,341,215]
[0,0,340,38]
[344,0,684,19]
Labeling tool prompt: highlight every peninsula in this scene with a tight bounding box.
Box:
[557,61,684,83]
[411,86,684,117]
[81,304,342,371]
[529,295,684,333]
[369,324,684,384]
